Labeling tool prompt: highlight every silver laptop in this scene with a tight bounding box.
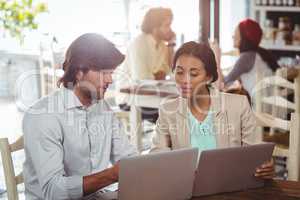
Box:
[192,143,275,197]
[114,148,198,200]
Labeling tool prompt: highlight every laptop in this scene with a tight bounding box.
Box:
[101,148,198,200]
[192,143,275,197]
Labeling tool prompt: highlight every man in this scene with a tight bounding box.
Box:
[23,33,138,200]
[115,7,175,123]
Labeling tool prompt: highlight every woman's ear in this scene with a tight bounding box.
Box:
[205,75,213,84]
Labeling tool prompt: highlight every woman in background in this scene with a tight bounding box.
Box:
[213,19,280,103]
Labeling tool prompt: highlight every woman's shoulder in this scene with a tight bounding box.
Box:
[159,97,186,115]
[219,91,251,112]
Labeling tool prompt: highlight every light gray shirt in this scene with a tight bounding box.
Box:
[23,87,138,200]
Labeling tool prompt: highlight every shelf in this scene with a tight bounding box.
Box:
[254,5,300,12]
[261,43,300,51]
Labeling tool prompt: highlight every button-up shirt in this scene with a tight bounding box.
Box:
[23,87,138,200]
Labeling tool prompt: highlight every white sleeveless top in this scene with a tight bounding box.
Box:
[240,53,273,103]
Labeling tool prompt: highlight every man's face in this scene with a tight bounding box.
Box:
[156,16,174,41]
[77,69,114,100]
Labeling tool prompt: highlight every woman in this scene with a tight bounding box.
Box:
[152,41,274,179]
[214,19,280,102]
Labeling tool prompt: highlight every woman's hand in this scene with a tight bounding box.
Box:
[255,159,275,179]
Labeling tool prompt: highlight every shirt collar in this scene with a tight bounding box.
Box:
[61,87,84,110]
[147,33,164,49]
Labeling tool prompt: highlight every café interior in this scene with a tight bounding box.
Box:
[0,0,299,199]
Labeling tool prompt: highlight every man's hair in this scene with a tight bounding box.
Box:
[173,41,218,82]
[58,33,124,88]
[141,7,173,34]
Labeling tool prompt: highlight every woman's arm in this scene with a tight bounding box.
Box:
[151,107,172,152]
[239,96,275,179]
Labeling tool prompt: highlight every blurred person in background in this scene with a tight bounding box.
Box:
[115,7,176,123]
[212,19,280,105]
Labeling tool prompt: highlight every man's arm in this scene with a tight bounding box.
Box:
[23,113,83,200]
[110,115,138,163]
[83,163,119,196]
[23,113,122,199]
[84,113,138,195]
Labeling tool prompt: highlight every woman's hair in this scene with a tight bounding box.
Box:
[141,7,173,34]
[58,33,124,88]
[172,41,218,82]
[238,19,280,72]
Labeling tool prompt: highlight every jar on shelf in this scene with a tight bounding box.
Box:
[261,0,268,5]
[275,17,293,45]
[293,24,300,45]
[296,0,300,6]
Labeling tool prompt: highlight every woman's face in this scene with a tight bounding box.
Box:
[174,54,211,99]
[233,27,241,48]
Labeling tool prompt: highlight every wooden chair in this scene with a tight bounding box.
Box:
[0,136,24,200]
[255,112,300,181]
[255,69,300,137]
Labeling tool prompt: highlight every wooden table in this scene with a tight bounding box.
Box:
[120,83,178,151]
[192,180,300,200]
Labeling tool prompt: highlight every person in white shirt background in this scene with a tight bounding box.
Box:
[115,7,176,123]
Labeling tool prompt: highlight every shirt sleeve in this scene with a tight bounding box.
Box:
[130,38,154,80]
[224,52,256,85]
[152,44,170,74]
[240,96,258,146]
[110,115,138,163]
[151,106,172,152]
[23,112,83,200]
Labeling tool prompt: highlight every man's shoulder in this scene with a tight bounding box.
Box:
[25,89,64,117]
[131,33,152,46]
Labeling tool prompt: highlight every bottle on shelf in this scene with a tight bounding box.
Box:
[276,17,293,45]
[288,0,294,6]
[262,0,268,5]
[256,0,262,5]
[293,24,300,45]
[282,0,288,5]
[269,0,275,5]
[275,0,282,5]
[264,19,276,44]
[296,0,300,6]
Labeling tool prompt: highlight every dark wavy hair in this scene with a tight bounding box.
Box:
[141,7,173,34]
[238,26,279,72]
[58,33,124,88]
[173,41,218,82]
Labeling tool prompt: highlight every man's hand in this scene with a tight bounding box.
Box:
[110,162,120,181]
[166,31,176,43]
[255,159,275,179]
[83,162,120,196]
[154,70,166,80]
